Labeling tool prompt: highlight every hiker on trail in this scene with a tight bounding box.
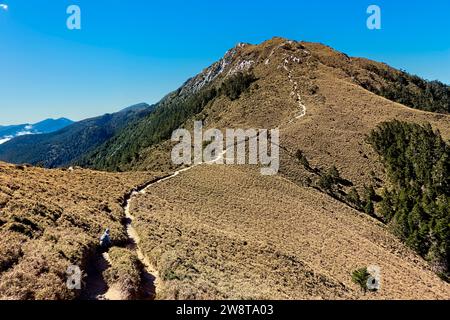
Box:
[100,228,111,251]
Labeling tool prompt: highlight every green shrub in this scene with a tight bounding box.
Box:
[221,72,257,101]
[295,150,310,169]
[318,166,342,192]
[351,267,371,291]
[347,188,362,209]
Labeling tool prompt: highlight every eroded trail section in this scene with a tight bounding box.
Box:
[116,159,231,298]
[103,168,197,299]
[121,188,161,300]
[83,136,257,299]
[82,177,168,300]
[81,146,231,300]
[80,252,110,300]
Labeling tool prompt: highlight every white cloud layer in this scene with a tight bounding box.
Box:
[0,4,8,11]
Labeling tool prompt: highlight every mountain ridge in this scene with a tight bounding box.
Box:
[0,104,155,167]
[0,118,73,144]
[0,37,449,300]
[78,37,450,172]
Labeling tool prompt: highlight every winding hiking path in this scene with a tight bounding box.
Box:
[82,126,297,299]
[82,151,228,300]
[82,46,309,299]
[81,180,162,300]
[265,41,308,123]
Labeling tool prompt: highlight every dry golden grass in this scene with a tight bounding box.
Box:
[117,39,449,300]
[1,38,449,300]
[0,163,160,300]
[281,44,450,188]
[131,165,449,300]
[132,37,450,188]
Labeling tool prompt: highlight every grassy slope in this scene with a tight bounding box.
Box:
[131,165,449,299]
[123,38,450,299]
[0,162,159,299]
[1,38,449,300]
[121,39,449,176]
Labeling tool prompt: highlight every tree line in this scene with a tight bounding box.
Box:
[367,120,449,280]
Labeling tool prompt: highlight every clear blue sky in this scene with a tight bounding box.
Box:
[1,0,449,124]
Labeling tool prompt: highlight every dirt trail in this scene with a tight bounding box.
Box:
[82,163,213,300]
[80,252,110,300]
[282,55,307,122]
[266,41,308,124]
[81,81,297,300]
[120,188,160,300]
[81,138,237,299]
[81,178,166,300]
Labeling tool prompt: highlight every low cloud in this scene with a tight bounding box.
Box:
[0,4,8,11]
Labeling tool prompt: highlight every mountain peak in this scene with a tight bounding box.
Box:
[119,102,151,113]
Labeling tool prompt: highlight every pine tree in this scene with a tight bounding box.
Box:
[295,150,310,169]
[347,187,362,209]
[364,199,375,216]
[328,165,340,182]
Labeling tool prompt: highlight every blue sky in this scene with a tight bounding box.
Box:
[0,0,449,124]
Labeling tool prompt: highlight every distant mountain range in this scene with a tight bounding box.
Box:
[0,103,154,167]
[0,118,73,144]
